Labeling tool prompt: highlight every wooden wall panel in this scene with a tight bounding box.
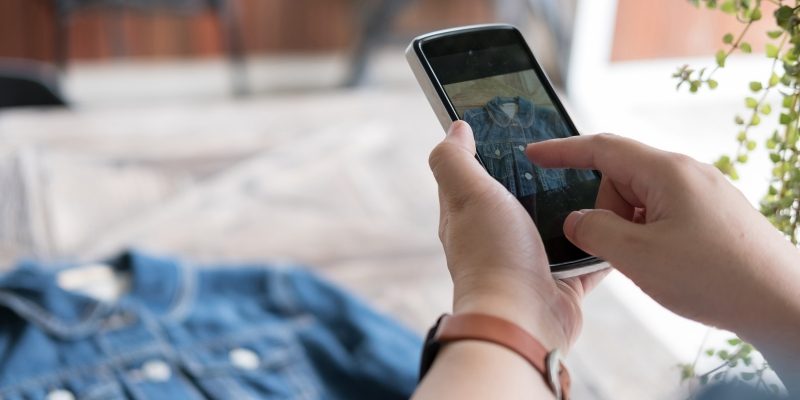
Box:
[0,1,57,61]
[612,0,776,61]
[10,1,767,64]
[0,0,493,63]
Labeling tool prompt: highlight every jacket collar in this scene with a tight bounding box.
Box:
[0,250,192,338]
[485,96,535,128]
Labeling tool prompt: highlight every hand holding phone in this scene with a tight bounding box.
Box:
[406,24,604,276]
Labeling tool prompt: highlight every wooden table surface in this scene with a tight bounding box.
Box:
[0,87,680,399]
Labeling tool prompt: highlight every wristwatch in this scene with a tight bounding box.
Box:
[419,313,571,400]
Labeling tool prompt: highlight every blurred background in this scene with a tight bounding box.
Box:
[0,0,783,398]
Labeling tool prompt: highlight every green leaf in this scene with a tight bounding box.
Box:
[735,115,745,125]
[707,79,719,89]
[680,364,695,381]
[750,7,762,21]
[715,155,734,175]
[761,103,772,115]
[766,44,779,58]
[740,42,752,53]
[767,30,783,39]
[737,154,749,163]
[720,0,736,14]
[788,129,798,146]
[705,349,715,356]
[771,153,782,162]
[716,50,727,67]
[749,81,763,92]
[747,140,757,150]
[769,73,780,87]
[745,97,758,108]
[776,6,793,28]
[783,96,794,108]
[723,33,734,44]
[737,131,747,142]
[767,138,777,149]
[780,113,793,125]
[751,114,761,126]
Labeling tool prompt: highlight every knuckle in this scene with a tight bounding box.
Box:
[593,133,618,147]
[702,161,724,177]
[428,141,460,175]
[666,152,725,188]
[662,152,695,178]
[667,151,694,166]
[618,223,647,250]
[697,162,725,184]
[428,142,448,170]
[445,189,474,214]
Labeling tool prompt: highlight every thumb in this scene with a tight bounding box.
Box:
[429,121,495,204]
[563,209,648,267]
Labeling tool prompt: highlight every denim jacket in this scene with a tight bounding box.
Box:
[0,251,421,400]
[463,96,595,197]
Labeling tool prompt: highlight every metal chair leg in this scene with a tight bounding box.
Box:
[54,8,69,71]
[218,0,249,96]
[525,0,575,85]
[343,0,413,88]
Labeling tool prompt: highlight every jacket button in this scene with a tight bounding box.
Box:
[494,149,501,156]
[524,172,533,180]
[46,389,75,400]
[142,360,172,382]
[518,145,525,151]
[229,348,260,370]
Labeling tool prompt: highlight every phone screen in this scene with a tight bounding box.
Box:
[420,27,601,267]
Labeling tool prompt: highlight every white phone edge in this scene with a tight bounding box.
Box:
[404,41,453,131]
[551,262,611,279]
[405,25,606,278]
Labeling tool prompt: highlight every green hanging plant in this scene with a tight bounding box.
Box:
[672,0,798,396]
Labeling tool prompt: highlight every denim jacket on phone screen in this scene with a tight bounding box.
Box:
[0,251,420,400]
[463,96,595,197]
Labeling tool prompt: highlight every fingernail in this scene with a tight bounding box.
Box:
[563,210,587,240]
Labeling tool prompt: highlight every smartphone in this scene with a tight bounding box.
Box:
[406,24,605,278]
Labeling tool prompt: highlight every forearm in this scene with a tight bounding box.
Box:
[734,243,800,394]
[740,281,800,393]
[412,340,555,400]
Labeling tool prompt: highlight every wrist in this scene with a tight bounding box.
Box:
[452,275,571,352]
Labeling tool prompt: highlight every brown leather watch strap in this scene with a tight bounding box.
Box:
[433,313,571,399]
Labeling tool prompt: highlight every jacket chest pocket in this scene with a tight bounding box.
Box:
[2,370,127,400]
[181,332,319,400]
[477,143,514,180]
[538,168,567,191]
